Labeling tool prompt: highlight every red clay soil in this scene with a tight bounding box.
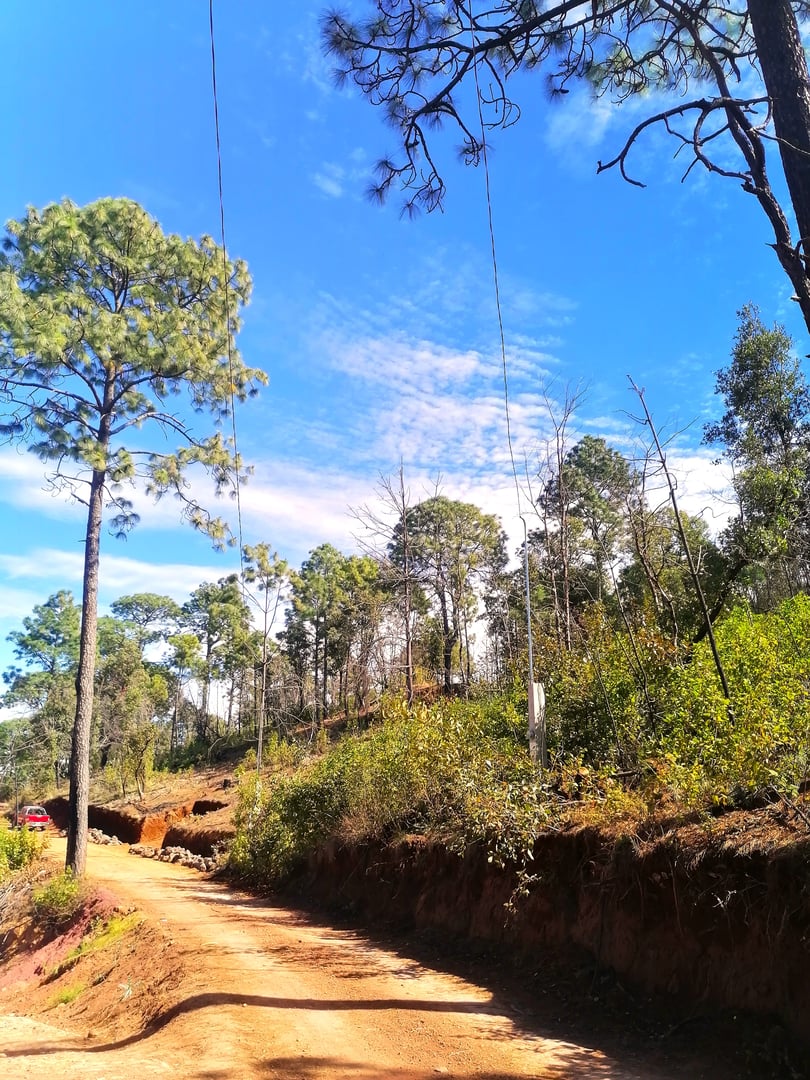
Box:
[44,778,236,852]
[35,774,810,1062]
[1,839,794,1079]
[0,886,120,991]
[288,806,810,1052]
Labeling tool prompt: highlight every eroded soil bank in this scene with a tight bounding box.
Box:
[45,787,234,854]
[4,840,733,1080]
[288,807,810,1048]
[44,787,810,1054]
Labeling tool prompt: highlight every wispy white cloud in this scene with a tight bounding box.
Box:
[0,552,237,676]
[656,449,735,530]
[543,61,766,190]
[312,171,344,198]
[239,461,371,560]
[312,246,575,358]
[300,31,337,95]
[0,448,248,546]
[0,547,230,600]
[241,249,583,553]
[0,549,85,583]
[0,450,86,520]
[311,151,370,199]
[0,584,57,624]
[327,335,488,386]
[543,88,619,173]
[312,325,557,481]
[272,15,335,96]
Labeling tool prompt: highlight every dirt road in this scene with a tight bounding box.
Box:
[0,840,746,1079]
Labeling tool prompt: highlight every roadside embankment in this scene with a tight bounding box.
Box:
[285,807,810,1046]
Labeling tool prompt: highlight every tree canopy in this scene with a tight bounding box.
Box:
[0,197,266,873]
[323,1,810,334]
[390,495,507,689]
[705,304,810,602]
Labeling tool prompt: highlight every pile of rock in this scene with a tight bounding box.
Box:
[89,828,124,845]
[128,842,217,873]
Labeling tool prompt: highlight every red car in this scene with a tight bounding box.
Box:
[12,805,51,831]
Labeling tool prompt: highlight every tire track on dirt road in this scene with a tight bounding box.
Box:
[1,839,724,1079]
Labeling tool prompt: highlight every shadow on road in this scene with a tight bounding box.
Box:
[5,989,521,1056]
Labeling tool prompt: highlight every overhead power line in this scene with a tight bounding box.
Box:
[468,8,546,768]
[208,0,245,572]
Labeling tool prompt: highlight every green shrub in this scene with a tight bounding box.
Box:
[537,605,678,771]
[32,870,83,930]
[229,693,551,884]
[0,825,44,879]
[530,597,810,808]
[261,732,307,771]
[229,596,810,891]
[48,982,86,1007]
[658,597,810,805]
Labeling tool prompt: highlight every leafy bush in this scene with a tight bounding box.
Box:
[533,597,810,808]
[229,597,810,889]
[0,824,43,879]
[32,870,83,930]
[261,731,307,772]
[536,605,679,772]
[229,694,550,884]
[658,596,810,804]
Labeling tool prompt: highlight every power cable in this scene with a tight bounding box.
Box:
[210,2,264,772]
[468,7,545,768]
[208,0,246,574]
[468,28,521,513]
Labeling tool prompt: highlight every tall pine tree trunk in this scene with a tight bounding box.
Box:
[748,0,810,326]
[438,590,455,692]
[322,631,329,718]
[65,466,105,876]
[313,613,321,724]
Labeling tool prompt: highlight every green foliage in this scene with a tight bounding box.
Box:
[0,824,43,878]
[261,732,306,771]
[619,507,726,643]
[5,591,80,687]
[2,590,81,789]
[0,196,265,873]
[535,604,677,770]
[80,910,141,951]
[50,911,142,978]
[165,736,216,770]
[230,595,810,887]
[281,543,388,723]
[182,576,253,743]
[109,594,182,656]
[32,869,83,930]
[558,434,633,598]
[705,305,810,601]
[229,694,549,884]
[532,595,810,806]
[49,982,86,1007]
[96,636,168,798]
[389,496,507,689]
[229,767,346,882]
[658,596,810,805]
[0,198,265,539]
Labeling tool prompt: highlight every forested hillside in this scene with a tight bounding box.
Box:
[5,0,810,890]
[4,305,810,844]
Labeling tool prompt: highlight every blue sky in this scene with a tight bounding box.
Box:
[0,1,806,672]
